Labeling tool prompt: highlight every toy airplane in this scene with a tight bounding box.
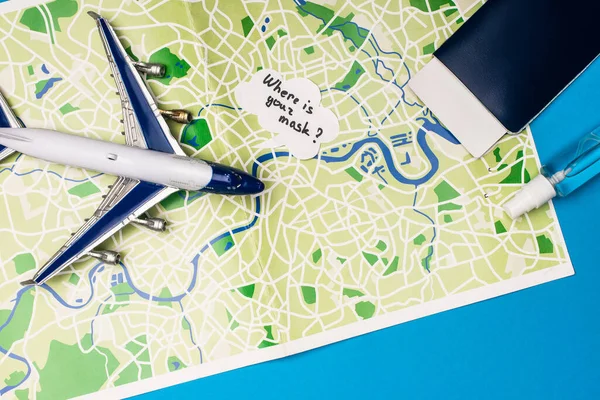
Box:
[0,12,264,286]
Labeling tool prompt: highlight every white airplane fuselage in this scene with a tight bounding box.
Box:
[0,128,211,191]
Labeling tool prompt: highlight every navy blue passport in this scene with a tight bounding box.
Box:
[409,0,600,157]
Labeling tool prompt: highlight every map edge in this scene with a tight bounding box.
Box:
[78,261,574,400]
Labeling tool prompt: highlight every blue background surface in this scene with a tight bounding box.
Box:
[135,60,600,400]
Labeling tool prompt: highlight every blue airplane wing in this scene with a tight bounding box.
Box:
[25,14,188,285]
[0,90,23,161]
[30,178,177,285]
[90,12,186,156]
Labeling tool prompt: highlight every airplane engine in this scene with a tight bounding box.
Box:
[132,61,165,78]
[88,250,121,265]
[133,217,167,232]
[159,109,193,124]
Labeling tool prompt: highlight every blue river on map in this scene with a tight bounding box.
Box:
[35,77,62,99]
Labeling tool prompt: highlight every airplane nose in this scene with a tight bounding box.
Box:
[240,174,265,195]
[203,162,265,195]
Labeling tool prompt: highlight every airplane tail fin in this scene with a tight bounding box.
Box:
[0,89,23,162]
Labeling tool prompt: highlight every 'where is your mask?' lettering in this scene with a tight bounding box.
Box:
[235,69,339,159]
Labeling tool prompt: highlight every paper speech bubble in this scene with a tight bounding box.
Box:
[235,69,339,159]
